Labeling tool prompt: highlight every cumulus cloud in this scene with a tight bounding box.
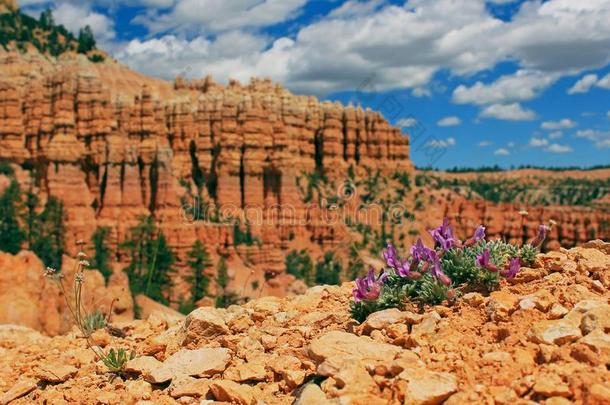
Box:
[494,148,510,156]
[480,103,536,121]
[529,137,549,147]
[426,137,456,149]
[108,0,610,96]
[567,74,598,94]
[541,118,576,130]
[437,116,461,127]
[396,117,418,128]
[607,110,610,119]
[453,70,558,105]
[549,131,563,139]
[576,129,610,148]
[545,143,573,153]
[599,73,610,89]
[478,140,492,147]
[134,0,308,35]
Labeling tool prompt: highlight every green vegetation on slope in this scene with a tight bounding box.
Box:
[0,8,103,61]
[415,173,610,206]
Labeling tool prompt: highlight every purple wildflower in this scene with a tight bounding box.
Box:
[475,249,498,272]
[464,225,486,247]
[353,267,387,302]
[383,243,400,269]
[429,218,457,251]
[428,250,452,286]
[530,224,550,247]
[410,238,434,263]
[501,257,520,279]
[396,258,422,279]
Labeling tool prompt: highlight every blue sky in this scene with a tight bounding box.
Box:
[21,0,610,169]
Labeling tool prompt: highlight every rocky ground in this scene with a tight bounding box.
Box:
[1,241,609,405]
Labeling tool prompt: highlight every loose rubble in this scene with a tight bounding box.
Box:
[0,241,609,404]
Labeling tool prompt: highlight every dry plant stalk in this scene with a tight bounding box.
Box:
[44,240,135,375]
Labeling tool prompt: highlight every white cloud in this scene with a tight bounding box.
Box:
[21,0,610,100]
[607,110,610,119]
[135,0,308,34]
[478,140,492,147]
[109,0,610,96]
[452,70,558,105]
[529,137,549,147]
[480,103,536,121]
[575,129,610,148]
[397,117,418,128]
[545,143,573,153]
[541,118,576,130]
[507,141,515,148]
[426,137,456,149]
[599,73,610,89]
[567,74,598,94]
[494,148,510,156]
[437,116,461,127]
[549,131,563,139]
[412,87,432,97]
[329,0,386,18]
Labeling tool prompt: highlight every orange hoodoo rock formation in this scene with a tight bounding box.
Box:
[1,44,609,300]
[0,47,414,297]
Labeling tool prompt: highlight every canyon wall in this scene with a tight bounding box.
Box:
[1,48,609,302]
[0,50,413,297]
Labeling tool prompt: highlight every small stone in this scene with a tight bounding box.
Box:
[588,384,610,405]
[579,329,610,364]
[528,320,582,345]
[309,331,402,366]
[486,291,519,322]
[548,303,569,320]
[124,356,162,376]
[398,368,458,405]
[125,380,152,400]
[294,383,327,404]
[488,386,518,404]
[481,351,511,364]
[184,307,230,343]
[148,348,230,383]
[168,376,211,398]
[209,380,255,405]
[90,329,111,347]
[545,397,573,405]
[462,292,484,307]
[0,378,37,404]
[358,308,422,335]
[35,363,78,383]
[533,375,571,398]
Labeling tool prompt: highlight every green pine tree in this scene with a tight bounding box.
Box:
[0,180,25,254]
[91,227,113,283]
[186,240,211,302]
[77,25,96,53]
[22,188,39,249]
[32,197,65,270]
[285,249,314,286]
[214,257,238,308]
[121,217,175,305]
[315,252,342,285]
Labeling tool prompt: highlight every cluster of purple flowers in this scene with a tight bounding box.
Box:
[352,218,542,303]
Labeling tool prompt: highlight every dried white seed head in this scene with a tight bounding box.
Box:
[518,210,529,216]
